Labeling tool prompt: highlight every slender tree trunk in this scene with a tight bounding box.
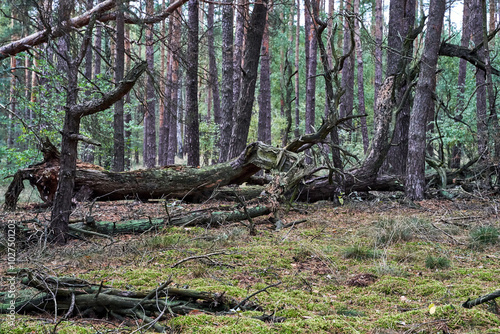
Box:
[489,0,496,49]
[373,0,383,109]
[471,0,488,158]
[124,25,132,170]
[294,0,300,138]
[8,54,16,148]
[304,0,317,136]
[185,0,200,166]
[158,0,168,166]
[112,0,125,171]
[451,0,471,168]
[481,0,500,159]
[339,0,355,130]
[406,0,445,200]
[144,0,157,168]
[304,0,318,163]
[354,0,369,153]
[218,0,234,162]
[258,13,272,145]
[168,10,181,164]
[228,0,268,158]
[233,0,247,112]
[207,2,221,127]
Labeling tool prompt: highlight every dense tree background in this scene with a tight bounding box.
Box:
[1,0,499,197]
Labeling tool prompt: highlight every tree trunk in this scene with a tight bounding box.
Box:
[228,1,268,159]
[339,0,355,130]
[294,0,301,139]
[381,0,415,176]
[158,0,168,167]
[471,0,488,158]
[112,0,125,171]
[48,60,147,243]
[373,0,383,110]
[207,2,221,128]
[218,0,234,163]
[233,0,247,113]
[354,0,369,153]
[185,0,200,166]
[168,10,181,165]
[258,13,272,145]
[405,0,445,200]
[304,0,318,163]
[144,0,157,168]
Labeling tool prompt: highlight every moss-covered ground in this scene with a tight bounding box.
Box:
[1,196,500,333]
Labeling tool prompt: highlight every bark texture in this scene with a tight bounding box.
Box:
[228,0,268,159]
[405,0,446,200]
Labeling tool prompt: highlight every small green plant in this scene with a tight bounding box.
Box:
[469,226,499,249]
[337,306,366,317]
[342,244,381,260]
[425,255,451,269]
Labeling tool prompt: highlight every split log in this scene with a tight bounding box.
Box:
[0,270,265,332]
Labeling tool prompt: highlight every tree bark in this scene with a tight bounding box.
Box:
[258,13,272,145]
[228,1,268,159]
[218,0,234,163]
[158,0,169,167]
[339,0,355,130]
[207,2,221,128]
[373,0,383,110]
[304,0,318,163]
[112,0,125,172]
[294,0,301,139]
[185,0,200,166]
[405,0,446,200]
[381,0,415,176]
[168,10,181,164]
[233,0,247,114]
[143,0,157,168]
[354,0,369,153]
[471,0,488,158]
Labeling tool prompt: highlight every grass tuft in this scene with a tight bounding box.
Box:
[469,226,499,249]
[425,255,451,269]
[342,244,381,260]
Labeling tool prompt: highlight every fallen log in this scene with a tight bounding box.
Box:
[69,205,272,235]
[4,140,299,210]
[462,289,500,309]
[0,270,266,332]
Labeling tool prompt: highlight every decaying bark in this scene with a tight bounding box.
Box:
[0,270,266,332]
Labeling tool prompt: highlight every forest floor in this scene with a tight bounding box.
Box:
[1,188,500,333]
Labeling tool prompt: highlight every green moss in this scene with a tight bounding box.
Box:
[373,277,410,295]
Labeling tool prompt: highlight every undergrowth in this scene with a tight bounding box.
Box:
[1,198,500,333]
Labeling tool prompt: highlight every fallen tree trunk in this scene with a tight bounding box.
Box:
[0,270,266,332]
[5,140,293,210]
[68,205,272,235]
